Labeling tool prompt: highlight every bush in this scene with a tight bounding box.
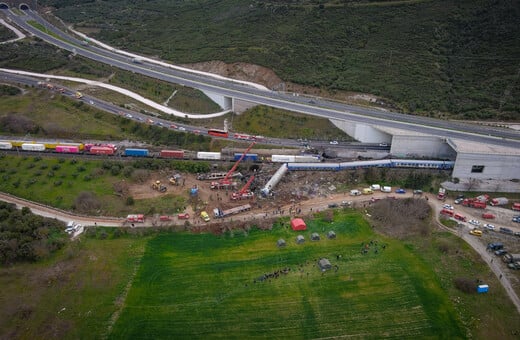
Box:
[454,277,476,294]
[126,196,135,206]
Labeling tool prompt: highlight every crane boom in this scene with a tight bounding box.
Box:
[231,175,255,200]
[238,175,255,194]
[221,142,255,184]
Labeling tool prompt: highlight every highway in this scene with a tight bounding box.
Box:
[1,71,387,151]
[1,8,520,150]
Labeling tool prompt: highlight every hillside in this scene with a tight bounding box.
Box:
[40,0,520,120]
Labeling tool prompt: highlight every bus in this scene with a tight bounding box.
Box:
[207,129,229,138]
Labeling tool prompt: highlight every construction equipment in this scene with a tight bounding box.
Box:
[151,180,167,193]
[211,141,255,190]
[231,175,255,200]
[169,174,181,186]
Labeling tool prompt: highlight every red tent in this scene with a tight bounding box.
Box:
[291,218,307,231]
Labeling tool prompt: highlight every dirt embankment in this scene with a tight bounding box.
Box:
[182,60,391,108]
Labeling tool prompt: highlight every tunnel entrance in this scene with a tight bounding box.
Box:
[0,3,9,9]
[19,3,29,10]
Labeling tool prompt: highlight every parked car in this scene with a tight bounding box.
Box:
[178,126,186,131]
[443,204,454,210]
[508,261,520,270]
[512,216,520,223]
[328,203,339,208]
[500,227,514,235]
[329,140,339,145]
[487,242,503,251]
[379,143,388,147]
[470,229,482,236]
[494,249,507,256]
[454,198,464,204]
[170,124,178,129]
[483,223,495,231]
[456,194,465,199]
[395,188,406,194]
[341,200,352,207]
[468,219,480,226]
[413,189,423,195]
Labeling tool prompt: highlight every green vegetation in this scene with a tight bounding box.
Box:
[0,84,21,96]
[0,24,16,41]
[110,213,465,338]
[42,0,519,120]
[0,232,150,339]
[0,155,209,216]
[234,106,353,140]
[0,201,67,264]
[0,90,212,148]
[1,210,518,338]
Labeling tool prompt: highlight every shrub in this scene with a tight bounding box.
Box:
[454,277,476,294]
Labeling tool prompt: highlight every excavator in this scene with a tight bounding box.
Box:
[151,180,167,193]
[211,141,255,190]
[231,175,255,200]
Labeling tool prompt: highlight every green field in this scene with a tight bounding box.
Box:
[110,213,464,338]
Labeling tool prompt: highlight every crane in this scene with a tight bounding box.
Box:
[231,175,255,200]
[211,141,255,189]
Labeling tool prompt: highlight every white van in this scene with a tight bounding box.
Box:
[381,186,392,193]
[370,184,381,191]
[350,189,361,196]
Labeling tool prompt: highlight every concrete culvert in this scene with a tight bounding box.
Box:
[277,239,286,247]
[327,231,336,239]
[311,232,320,241]
[296,235,305,244]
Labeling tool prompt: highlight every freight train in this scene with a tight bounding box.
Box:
[0,140,321,163]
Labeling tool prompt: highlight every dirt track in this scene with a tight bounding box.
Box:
[1,190,519,314]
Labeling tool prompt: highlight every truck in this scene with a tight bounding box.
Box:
[512,203,520,211]
[481,213,495,219]
[462,198,486,209]
[127,214,145,223]
[502,253,520,263]
[177,213,190,219]
[437,188,446,200]
[440,209,454,217]
[454,213,466,222]
[490,197,508,206]
[213,204,252,218]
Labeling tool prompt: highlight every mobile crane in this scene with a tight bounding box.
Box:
[211,141,255,190]
[231,175,255,200]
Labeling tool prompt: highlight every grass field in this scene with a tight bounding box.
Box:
[109,213,465,338]
[0,234,150,339]
[1,211,518,338]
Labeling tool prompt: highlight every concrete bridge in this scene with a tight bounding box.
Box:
[0,1,36,10]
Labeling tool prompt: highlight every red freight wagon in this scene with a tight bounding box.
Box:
[160,150,184,158]
[55,145,80,153]
[89,146,115,155]
[440,209,454,217]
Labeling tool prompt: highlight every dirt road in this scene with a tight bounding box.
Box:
[1,190,519,313]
